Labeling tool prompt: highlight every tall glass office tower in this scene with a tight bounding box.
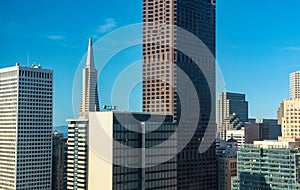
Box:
[142,0,217,189]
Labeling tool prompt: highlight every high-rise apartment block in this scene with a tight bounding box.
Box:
[67,38,99,190]
[88,112,177,190]
[142,0,217,188]
[290,70,300,99]
[0,64,53,189]
[66,117,88,190]
[232,140,300,190]
[218,92,248,131]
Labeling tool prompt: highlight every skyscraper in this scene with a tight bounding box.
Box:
[142,0,217,189]
[290,70,300,99]
[67,38,99,190]
[218,92,248,136]
[80,38,100,115]
[0,64,53,189]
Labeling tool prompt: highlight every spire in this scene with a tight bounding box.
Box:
[80,38,100,116]
[88,37,92,47]
[86,37,95,69]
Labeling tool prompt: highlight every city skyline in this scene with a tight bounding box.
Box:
[1,0,300,126]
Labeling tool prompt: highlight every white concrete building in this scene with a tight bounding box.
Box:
[66,117,88,190]
[226,129,245,148]
[0,64,53,189]
[290,70,300,99]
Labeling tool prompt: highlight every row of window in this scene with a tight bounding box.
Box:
[19,70,52,79]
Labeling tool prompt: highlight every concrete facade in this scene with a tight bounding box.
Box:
[0,64,53,189]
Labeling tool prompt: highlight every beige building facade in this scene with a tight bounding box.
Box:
[278,99,300,139]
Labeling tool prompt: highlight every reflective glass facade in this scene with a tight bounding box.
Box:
[142,0,217,189]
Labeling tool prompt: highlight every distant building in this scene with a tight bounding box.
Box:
[67,38,99,190]
[234,119,281,145]
[290,70,300,99]
[244,122,260,144]
[232,140,300,190]
[52,131,67,190]
[278,99,300,140]
[277,101,284,126]
[225,119,280,147]
[226,129,245,147]
[88,112,177,190]
[258,118,281,140]
[0,64,53,189]
[218,92,248,134]
[247,118,256,124]
[217,137,238,190]
[216,133,227,156]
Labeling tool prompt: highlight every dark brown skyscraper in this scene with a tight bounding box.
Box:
[142,0,216,189]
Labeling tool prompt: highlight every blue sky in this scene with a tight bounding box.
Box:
[0,0,300,126]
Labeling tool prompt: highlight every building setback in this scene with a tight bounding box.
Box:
[0,64,53,189]
[220,113,244,140]
[142,0,217,189]
[218,92,248,132]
